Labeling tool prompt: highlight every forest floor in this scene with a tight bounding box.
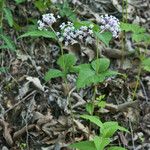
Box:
[0,0,150,150]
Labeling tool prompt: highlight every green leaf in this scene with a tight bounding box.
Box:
[69,141,96,150]
[0,67,7,73]
[57,0,77,22]
[93,136,110,150]
[142,58,150,72]
[57,54,77,73]
[81,115,103,128]
[44,69,63,81]
[98,101,106,108]
[18,30,57,39]
[76,64,95,88]
[91,58,110,73]
[4,8,13,27]
[132,33,150,43]
[100,122,128,138]
[86,102,94,115]
[100,122,119,138]
[108,146,127,150]
[95,31,112,46]
[120,22,146,33]
[34,0,50,12]
[14,0,25,4]
[0,34,16,51]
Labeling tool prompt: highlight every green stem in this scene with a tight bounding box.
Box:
[49,25,75,141]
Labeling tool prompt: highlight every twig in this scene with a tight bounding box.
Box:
[13,124,35,140]
[3,90,36,116]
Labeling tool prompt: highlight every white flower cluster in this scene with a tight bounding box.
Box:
[37,13,58,30]
[57,22,77,46]
[100,14,120,38]
[57,22,94,46]
[76,25,94,44]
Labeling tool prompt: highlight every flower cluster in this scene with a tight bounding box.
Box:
[76,25,94,44]
[100,14,120,38]
[37,13,57,30]
[57,22,94,46]
[57,22,77,46]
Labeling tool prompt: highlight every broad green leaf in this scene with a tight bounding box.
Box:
[100,70,118,78]
[57,54,77,73]
[120,22,145,33]
[86,102,94,115]
[95,31,112,46]
[142,58,150,72]
[76,64,95,88]
[81,115,103,128]
[4,8,13,27]
[0,34,16,51]
[93,136,110,150]
[44,69,63,81]
[19,30,57,39]
[108,146,127,150]
[132,33,150,43]
[100,122,128,138]
[91,58,110,73]
[100,122,119,138]
[69,141,96,150]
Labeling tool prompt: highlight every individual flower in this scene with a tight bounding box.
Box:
[100,14,120,38]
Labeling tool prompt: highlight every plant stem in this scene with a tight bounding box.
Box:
[50,25,76,141]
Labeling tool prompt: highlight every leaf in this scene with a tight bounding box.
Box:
[57,0,77,22]
[57,54,77,73]
[132,33,150,43]
[100,122,128,138]
[81,115,103,128]
[98,101,106,108]
[44,69,63,81]
[142,58,150,72]
[86,102,94,115]
[91,58,110,73]
[26,76,45,91]
[4,8,13,27]
[100,122,119,138]
[76,64,95,88]
[0,67,7,73]
[18,30,57,39]
[108,146,127,150]
[0,34,16,51]
[69,141,96,150]
[34,0,50,12]
[93,136,110,150]
[120,22,146,33]
[95,31,112,46]
[14,0,25,4]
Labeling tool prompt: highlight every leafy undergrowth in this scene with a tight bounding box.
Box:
[0,0,150,150]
